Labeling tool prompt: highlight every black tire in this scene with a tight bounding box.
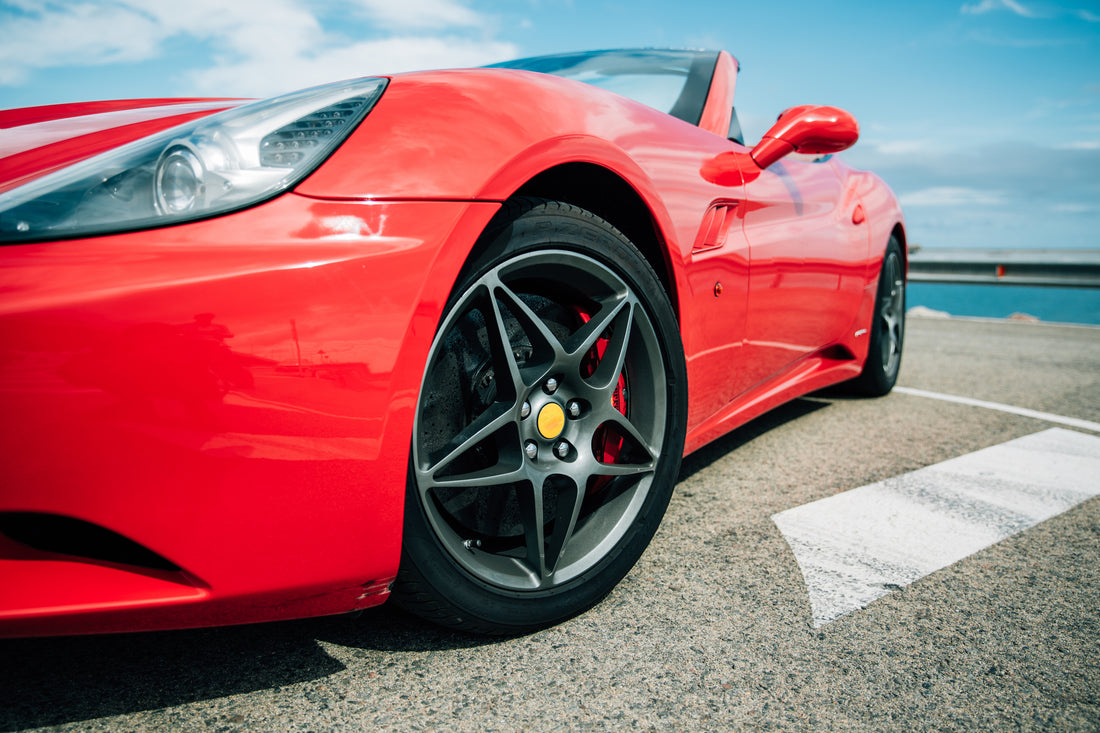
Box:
[392,198,687,634]
[847,236,905,396]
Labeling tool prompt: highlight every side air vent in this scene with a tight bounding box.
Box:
[692,202,738,253]
[0,513,180,572]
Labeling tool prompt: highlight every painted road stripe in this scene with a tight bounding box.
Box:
[772,428,1100,627]
[894,386,1100,433]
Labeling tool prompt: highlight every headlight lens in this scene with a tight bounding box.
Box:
[0,77,388,242]
[155,146,205,214]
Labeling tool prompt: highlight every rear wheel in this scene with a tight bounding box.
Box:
[848,236,905,396]
[393,199,687,634]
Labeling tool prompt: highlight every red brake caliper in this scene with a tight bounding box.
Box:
[577,310,628,494]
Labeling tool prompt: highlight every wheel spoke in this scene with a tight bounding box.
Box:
[593,459,655,478]
[418,401,515,482]
[563,293,629,358]
[426,461,528,490]
[880,294,894,319]
[597,410,659,462]
[880,309,894,365]
[516,480,548,578]
[888,311,901,349]
[583,302,635,391]
[490,278,563,384]
[543,477,583,577]
[479,283,528,397]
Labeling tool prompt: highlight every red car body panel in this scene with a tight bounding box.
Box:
[0,54,904,637]
[0,195,502,636]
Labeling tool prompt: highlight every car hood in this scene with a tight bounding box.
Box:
[0,98,246,194]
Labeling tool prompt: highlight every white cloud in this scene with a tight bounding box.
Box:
[900,187,1007,207]
[960,0,1100,22]
[0,0,516,95]
[354,0,483,29]
[872,139,936,155]
[1054,141,1100,150]
[961,0,1039,17]
[190,36,519,96]
[1050,203,1097,213]
[0,3,163,85]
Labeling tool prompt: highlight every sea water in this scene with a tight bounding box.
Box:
[907,283,1100,326]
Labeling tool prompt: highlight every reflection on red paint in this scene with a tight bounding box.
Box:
[59,313,256,422]
[700,151,761,187]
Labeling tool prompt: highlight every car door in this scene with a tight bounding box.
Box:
[737,155,869,387]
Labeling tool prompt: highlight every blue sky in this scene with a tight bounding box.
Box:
[1,0,1098,250]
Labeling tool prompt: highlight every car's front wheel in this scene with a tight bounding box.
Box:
[392,198,687,634]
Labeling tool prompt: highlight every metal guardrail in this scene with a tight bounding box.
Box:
[907,248,1100,288]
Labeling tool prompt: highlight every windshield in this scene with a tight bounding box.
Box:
[488,49,720,126]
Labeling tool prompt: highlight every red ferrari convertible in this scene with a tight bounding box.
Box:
[0,49,905,636]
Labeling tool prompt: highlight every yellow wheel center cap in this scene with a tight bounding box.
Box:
[537,402,565,440]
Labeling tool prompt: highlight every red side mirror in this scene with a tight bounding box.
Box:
[750,105,859,169]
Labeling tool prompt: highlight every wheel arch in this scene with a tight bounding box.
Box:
[395,198,688,633]
[509,162,680,320]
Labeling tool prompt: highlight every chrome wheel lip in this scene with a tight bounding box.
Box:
[411,249,668,592]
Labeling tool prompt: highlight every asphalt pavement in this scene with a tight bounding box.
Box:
[3,314,1098,732]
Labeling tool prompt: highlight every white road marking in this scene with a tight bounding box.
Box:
[772,428,1100,627]
[894,386,1100,433]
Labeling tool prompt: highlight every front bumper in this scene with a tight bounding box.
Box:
[0,193,501,636]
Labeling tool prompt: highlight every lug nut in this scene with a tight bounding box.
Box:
[521,401,531,419]
[554,440,570,459]
[567,400,582,419]
[544,377,559,394]
[524,440,538,460]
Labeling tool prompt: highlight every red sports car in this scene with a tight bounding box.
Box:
[0,49,905,636]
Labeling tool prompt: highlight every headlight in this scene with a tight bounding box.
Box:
[0,77,388,242]
[155,146,206,215]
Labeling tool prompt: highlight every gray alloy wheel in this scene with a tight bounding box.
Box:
[413,248,666,589]
[848,236,905,396]
[393,199,686,634]
[877,246,905,379]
